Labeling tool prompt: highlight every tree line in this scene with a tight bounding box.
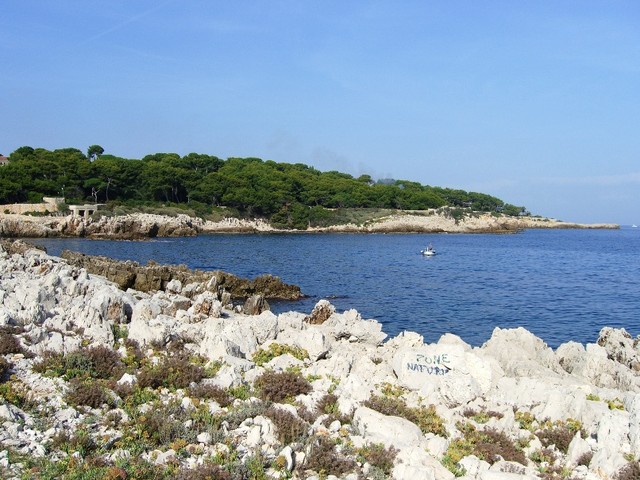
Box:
[0,146,528,228]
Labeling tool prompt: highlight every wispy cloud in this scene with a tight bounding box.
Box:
[82,0,174,45]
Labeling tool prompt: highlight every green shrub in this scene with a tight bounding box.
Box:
[515,410,536,431]
[0,330,24,355]
[364,394,447,436]
[188,383,233,407]
[304,436,356,476]
[616,461,640,480]
[443,422,525,475]
[317,393,341,416]
[252,343,309,366]
[462,408,504,423]
[357,443,398,475]
[33,345,124,381]
[175,463,232,480]
[137,353,204,389]
[111,323,129,341]
[265,405,309,445]
[128,400,192,448]
[0,357,11,381]
[50,429,98,457]
[122,338,145,368]
[224,401,269,430]
[66,377,113,408]
[536,419,584,454]
[254,370,312,403]
[0,379,33,408]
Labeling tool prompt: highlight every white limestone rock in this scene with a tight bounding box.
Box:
[321,309,387,346]
[458,455,490,478]
[353,406,423,450]
[481,327,565,378]
[597,327,640,370]
[393,344,503,407]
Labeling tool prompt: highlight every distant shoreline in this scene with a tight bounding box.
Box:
[0,210,619,240]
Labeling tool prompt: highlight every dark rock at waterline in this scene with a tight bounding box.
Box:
[243,294,270,315]
[60,250,303,300]
[0,239,46,255]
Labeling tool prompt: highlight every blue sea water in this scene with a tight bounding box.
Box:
[29,227,640,349]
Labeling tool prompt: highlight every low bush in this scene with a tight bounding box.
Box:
[85,345,125,379]
[315,392,353,425]
[364,394,447,436]
[515,410,536,431]
[536,419,584,454]
[303,436,356,476]
[357,443,398,475]
[577,451,593,467]
[317,393,340,416]
[122,338,145,368]
[33,345,124,381]
[128,400,192,448]
[224,401,269,430]
[188,383,233,407]
[0,379,34,409]
[0,357,11,380]
[66,377,113,408]
[474,428,526,465]
[443,423,525,475]
[252,343,309,366]
[0,331,24,355]
[265,405,308,445]
[616,461,640,480]
[50,429,98,457]
[137,353,204,389]
[254,370,312,403]
[175,463,232,480]
[462,408,504,423]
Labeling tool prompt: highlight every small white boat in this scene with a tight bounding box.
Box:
[421,247,436,256]
[632,224,638,228]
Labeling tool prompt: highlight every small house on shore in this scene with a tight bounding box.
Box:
[68,204,103,218]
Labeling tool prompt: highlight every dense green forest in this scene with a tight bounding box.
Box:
[0,146,527,228]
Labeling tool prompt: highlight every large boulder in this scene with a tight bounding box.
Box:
[597,327,640,371]
[393,343,503,407]
[481,327,565,378]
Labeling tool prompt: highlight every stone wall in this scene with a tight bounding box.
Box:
[1,197,64,215]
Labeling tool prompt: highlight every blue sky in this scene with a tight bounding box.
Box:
[1,1,638,224]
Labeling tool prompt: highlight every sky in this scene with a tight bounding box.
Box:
[1,1,639,225]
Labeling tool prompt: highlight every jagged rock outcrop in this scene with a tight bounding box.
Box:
[60,250,302,300]
[243,294,270,315]
[0,213,202,239]
[304,299,335,325]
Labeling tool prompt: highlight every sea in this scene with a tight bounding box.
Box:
[28,226,640,349]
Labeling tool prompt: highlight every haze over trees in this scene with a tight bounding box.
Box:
[0,146,528,228]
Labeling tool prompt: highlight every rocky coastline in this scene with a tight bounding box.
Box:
[0,211,619,239]
[1,240,639,479]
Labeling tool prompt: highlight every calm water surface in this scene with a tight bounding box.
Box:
[31,228,640,348]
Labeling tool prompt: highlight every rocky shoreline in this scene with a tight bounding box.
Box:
[1,240,638,479]
[0,211,619,239]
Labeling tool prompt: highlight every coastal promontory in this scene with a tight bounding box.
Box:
[0,209,618,239]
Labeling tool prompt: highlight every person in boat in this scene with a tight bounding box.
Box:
[427,243,433,252]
